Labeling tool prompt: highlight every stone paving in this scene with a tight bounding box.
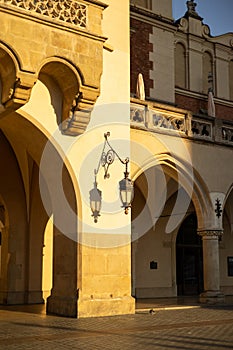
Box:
[0,304,233,349]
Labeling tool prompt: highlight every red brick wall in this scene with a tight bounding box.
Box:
[175,93,233,121]
[215,104,233,121]
[130,18,153,97]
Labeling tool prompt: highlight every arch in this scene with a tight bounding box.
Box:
[38,56,100,135]
[1,109,81,235]
[131,170,201,299]
[222,184,233,236]
[132,151,212,230]
[0,42,20,104]
[39,57,81,127]
[175,42,187,89]
[224,183,233,209]
[38,56,83,89]
[0,110,81,316]
[131,178,154,241]
[202,51,214,94]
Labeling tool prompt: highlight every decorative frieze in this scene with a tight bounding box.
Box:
[198,230,223,238]
[2,0,87,28]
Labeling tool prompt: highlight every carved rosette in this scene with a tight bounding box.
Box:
[198,230,223,238]
[2,0,87,27]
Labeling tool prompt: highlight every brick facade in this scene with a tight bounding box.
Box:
[175,93,233,121]
[130,18,153,97]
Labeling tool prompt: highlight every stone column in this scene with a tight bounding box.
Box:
[46,225,78,317]
[198,230,224,303]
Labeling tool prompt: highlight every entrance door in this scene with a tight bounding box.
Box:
[176,214,203,296]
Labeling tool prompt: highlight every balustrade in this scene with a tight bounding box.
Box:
[130,99,233,146]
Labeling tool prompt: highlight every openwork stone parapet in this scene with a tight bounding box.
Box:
[1,0,87,28]
[130,99,233,148]
[198,230,223,238]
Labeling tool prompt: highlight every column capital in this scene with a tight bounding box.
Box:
[198,229,223,238]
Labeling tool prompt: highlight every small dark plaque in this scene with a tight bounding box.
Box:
[150,261,158,270]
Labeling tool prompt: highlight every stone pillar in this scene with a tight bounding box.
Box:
[198,230,224,303]
[77,233,135,318]
[46,225,78,317]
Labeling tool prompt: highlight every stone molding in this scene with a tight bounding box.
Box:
[0,72,37,118]
[198,230,223,238]
[1,0,87,28]
[61,87,100,136]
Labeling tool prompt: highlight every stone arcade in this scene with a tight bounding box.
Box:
[0,0,232,318]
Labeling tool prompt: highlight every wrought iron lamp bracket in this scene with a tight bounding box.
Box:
[89,132,134,223]
[95,132,129,179]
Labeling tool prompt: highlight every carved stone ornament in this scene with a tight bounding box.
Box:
[1,73,37,118]
[2,0,87,27]
[61,88,99,136]
[178,18,188,32]
[202,24,211,38]
[215,198,223,218]
[198,230,223,238]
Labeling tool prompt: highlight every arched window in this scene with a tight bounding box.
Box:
[175,43,186,89]
[229,60,233,101]
[203,51,213,94]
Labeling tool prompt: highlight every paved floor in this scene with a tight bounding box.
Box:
[0,300,233,349]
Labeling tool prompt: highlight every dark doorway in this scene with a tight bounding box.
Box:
[176,214,203,296]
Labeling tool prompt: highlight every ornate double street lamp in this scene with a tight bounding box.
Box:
[89,132,134,223]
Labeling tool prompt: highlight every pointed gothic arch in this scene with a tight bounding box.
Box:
[132,151,212,231]
[0,109,81,316]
